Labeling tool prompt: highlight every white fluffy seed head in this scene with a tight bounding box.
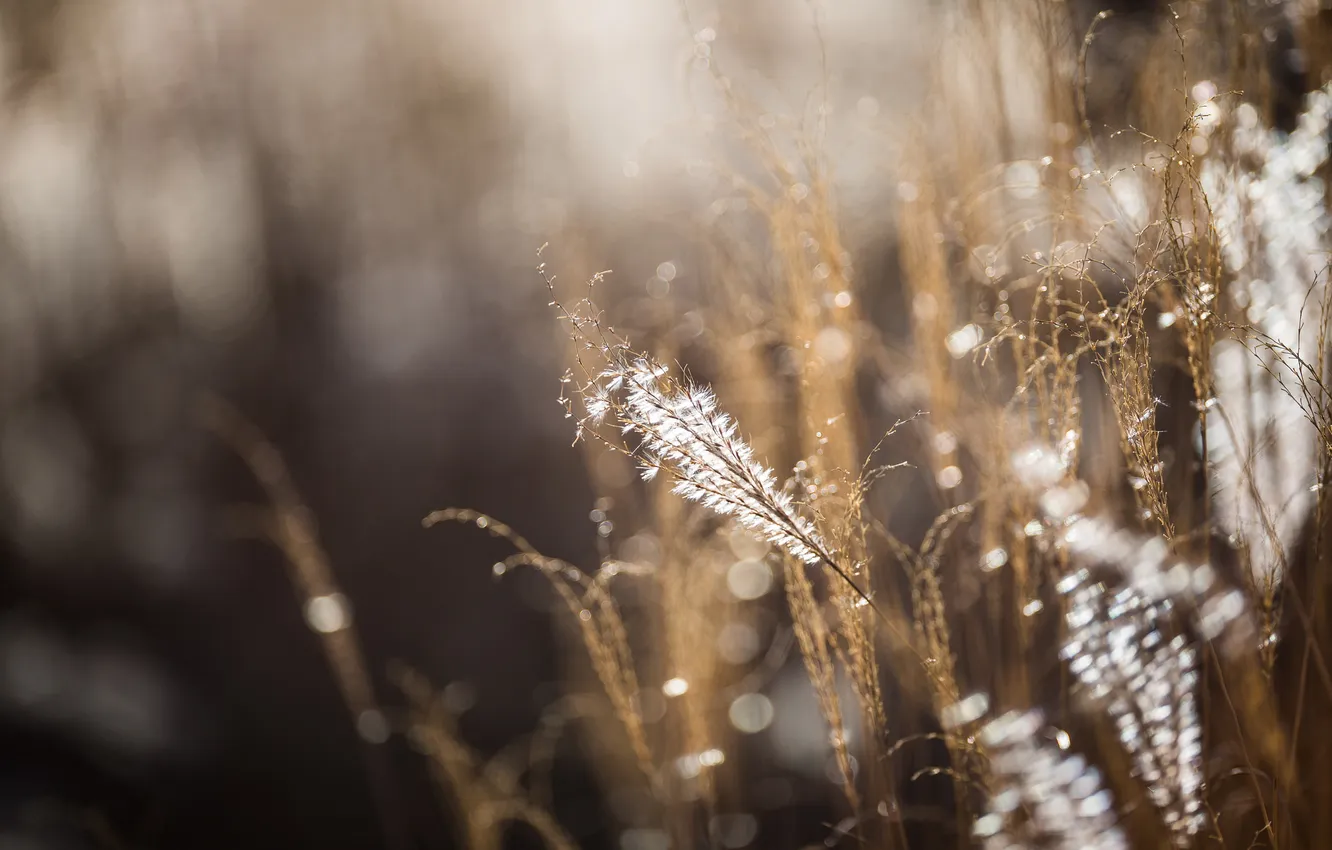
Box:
[589,353,832,569]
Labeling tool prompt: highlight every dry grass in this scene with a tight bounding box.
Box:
[202,3,1332,848]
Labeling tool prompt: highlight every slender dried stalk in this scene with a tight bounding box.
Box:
[423,508,654,781]
[198,395,407,850]
[396,666,580,850]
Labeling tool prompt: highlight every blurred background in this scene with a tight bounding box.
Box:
[0,0,1310,848]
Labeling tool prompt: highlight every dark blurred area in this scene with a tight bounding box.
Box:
[0,2,627,846]
[0,0,1312,848]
